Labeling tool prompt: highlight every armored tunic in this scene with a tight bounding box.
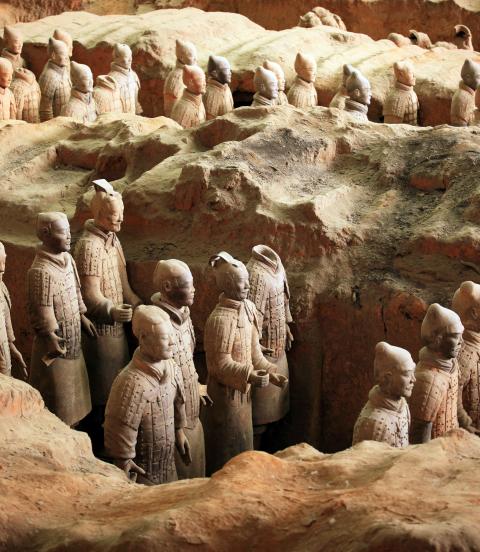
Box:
[457,330,480,430]
[0,49,24,71]
[247,245,292,426]
[451,81,475,126]
[204,78,234,120]
[251,93,276,107]
[409,347,459,442]
[0,87,16,120]
[287,76,317,108]
[344,98,369,122]
[74,219,141,406]
[61,89,97,123]
[108,62,142,115]
[171,89,206,129]
[104,349,187,485]
[10,68,40,123]
[152,293,205,479]
[93,75,122,115]
[38,60,71,121]
[0,281,14,375]
[163,61,186,117]
[27,247,91,426]
[275,90,289,106]
[352,385,410,448]
[203,294,275,474]
[383,81,419,125]
[329,87,348,110]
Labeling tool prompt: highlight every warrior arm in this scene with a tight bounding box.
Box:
[9,94,16,120]
[251,323,276,374]
[119,261,142,308]
[39,89,54,122]
[104,418,139,461]
[27,268,58,335]
[79,274,115,323]
[174,361,187,429]
[457,358,474,428]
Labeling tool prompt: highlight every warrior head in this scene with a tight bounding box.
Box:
[346,69,371,106]
[253,66,278,100]
[393,60,415,87]
[36,212,71,254]
[133,305,174,367]
[53,28,73,57]
[0,57,13,88]
[90,179,124,234]
[48,37,69,68]
[71,61,94,93]
[421,303,464,359]
[461,59,480,91]
[153,259,195,308]
[294,52,317,83]
[373,341,416,400]
[3,26,23,55]
[175,39,197,66]
[208,55,231,85]
[209,251,249,301]
[452,281,480,332]
[263,60,286,92]
[183,64,206,95]
[113,43,132,70]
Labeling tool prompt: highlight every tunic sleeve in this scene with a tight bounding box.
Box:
[27,267,58,335]
[173,361,187,430]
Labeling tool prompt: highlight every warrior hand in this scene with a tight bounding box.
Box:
[269,372,288,388]
[249,370,269,388]
[9,342,27,379]
[465,424,480,436]
[114,458,146,482]
[81,315,98,338]
[199,384,213,407]
[176,429,192,465]
[45,332,67,358]
[111,304,133,323]
[286,325,294,351]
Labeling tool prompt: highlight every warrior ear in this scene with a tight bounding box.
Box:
[471,307,480,321]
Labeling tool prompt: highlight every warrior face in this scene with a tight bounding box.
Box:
[0,60,13,88]
[437,331,463,359]
[386,363,416,399]
[43,217,71,253]
[142,322,175,362]
[168,270,195,308]
[96,200,124,234]
[224,266,250,301]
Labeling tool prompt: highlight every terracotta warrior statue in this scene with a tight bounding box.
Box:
[1,26,25,71]
[27,212,94,426]
[353,342,416,448]
[409,303,464,444]
[329,63,353,110]
[0,241,26,378]
[204,55,234,120]
[452,282,480,433]
[203,252,286,474]
[0,58,15,120]
[61,61,96,123]
[383,60,419,125]
[171,65,206,128]
[451,59,480,127]
[263,60,288,106]
[409,30,432,49]
[344,69,371,122]
[108,43,142,115]
[105,305,191,485]
[453,25,473,50]
[38,37,71,121]
[246,245,293,447]
[164,39,197,118]
[74,179,142,453]
[93,75,122,115]
[10,67,41,123]
[53,29,73,61]
[287,52,317,108]
[151,259,212,479]
[251,66,278,107]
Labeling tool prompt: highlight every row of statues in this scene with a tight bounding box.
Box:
[0,179,292,484]
[0,26,141,123]
[1,180,480,481]
[353,293,480,448]
[2,27,479,129]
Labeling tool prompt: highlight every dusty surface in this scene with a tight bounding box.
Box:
[3,9,480,124]
[1,373,480,551]
[1,106,480,451]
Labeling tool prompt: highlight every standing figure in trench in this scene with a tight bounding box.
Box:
[108,43,142,115]
[151,259,212,478]
[38,37,71,121]
[105,305,191,485]
[164,39,197,118]
[329,63,353,110]
[251,66,278,107]
[27,212,94,426]
[246,245,292,449]
[1,26,25,71]
[383,60,419,125]
[409,303,464,443]
[452,281,480,434]
[451,59,480,126]
[287,52,317,108]
[263,60,288,106]
[0,241,27,378]
[203,252,287,474]
[10,66,41,123]
[61,61,96,123]
[93,74,122,115]
[171,65,206,129]
[0,58,15,120]
[204,55,234,120]
[353,342,416,448]
[74,179,142,454]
